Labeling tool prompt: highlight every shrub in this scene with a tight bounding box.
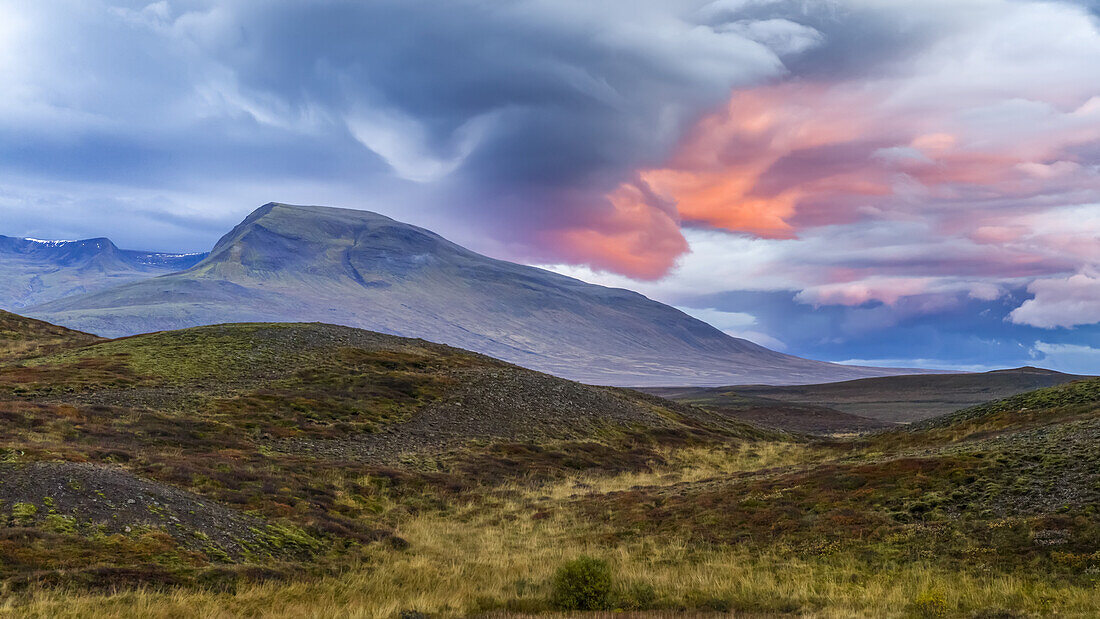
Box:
[617,581,657,610]
[44,514,77,535]
[550,556,613,611]
[910,589,949,618]
[11,502,37,527]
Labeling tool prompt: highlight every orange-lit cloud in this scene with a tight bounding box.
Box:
[590,76,1100,283]
[636,83,884,237]
[544,180,688,280]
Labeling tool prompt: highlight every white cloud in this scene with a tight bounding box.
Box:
[347,108,499,183]
[1031,342,1100,375]
[1009,267,1100,328]
[674,305,788,349]
[832,358,1001,372]
[716,18,824,56]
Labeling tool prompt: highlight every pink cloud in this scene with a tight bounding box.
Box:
[543,180,689,280]
[545,0,1100,328]
[796,277,936,307]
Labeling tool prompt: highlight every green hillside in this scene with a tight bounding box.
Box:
[2,313,1100,616]
[0,309,102,360]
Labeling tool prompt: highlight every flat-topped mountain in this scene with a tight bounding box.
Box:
[26,203,913,386]
[0,234,206,309]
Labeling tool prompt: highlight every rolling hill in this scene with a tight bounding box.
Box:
[0,315,773,591]
[24,203,915,386]
[0,235,206,309]
[645,366,1092,425]
[0,308,103,360]
[3,313,1100,615]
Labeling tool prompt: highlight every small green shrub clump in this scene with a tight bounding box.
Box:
[11,502,38,526]
[44,514,77,534]
[617,581,657,610]
[550,555,613,611]
[910,589,949,618]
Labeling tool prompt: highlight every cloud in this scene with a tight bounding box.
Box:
[1010,268,1100,328]
[675,305,787,349]
[2,0,1099,370]
[0,0,810,273]
[619,2,1100,253]
[832,358,1003,372]
[1030,341,1100,375]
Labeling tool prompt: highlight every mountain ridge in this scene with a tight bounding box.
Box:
[0,234,207,309]
[26,203,922,386]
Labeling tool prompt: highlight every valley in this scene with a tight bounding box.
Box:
[646,367,1094,432]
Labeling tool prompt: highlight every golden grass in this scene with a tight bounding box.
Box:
[525,441,821,500]
[9,530,1100,618]
[6,442,1100,618]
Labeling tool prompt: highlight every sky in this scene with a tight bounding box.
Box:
[1,0,1099,373]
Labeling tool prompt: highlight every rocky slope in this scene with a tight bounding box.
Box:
[26,203,913,386]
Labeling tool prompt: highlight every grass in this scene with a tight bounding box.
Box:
[5,435,1100,616]
[7,454,1100,617]
[2,319,1100,616]
[0,310,102,361]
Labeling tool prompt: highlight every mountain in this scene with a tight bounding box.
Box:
[645,366,1094,424]
[0,234,206,309]
[24,203,915,386]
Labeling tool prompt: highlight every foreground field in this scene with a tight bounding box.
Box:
[1,312,1099,617]
[9,440,1100,618]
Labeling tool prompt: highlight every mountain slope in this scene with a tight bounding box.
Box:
[0,234,206,309]
[26,203,912,386]
[0,308,103,360]
[647,366,1093,423]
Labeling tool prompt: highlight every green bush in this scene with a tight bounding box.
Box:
[11,502,38,527]
[910,589,949,618]
[550,555,613,611]
[44,514,77,534]
[617,581,657,610]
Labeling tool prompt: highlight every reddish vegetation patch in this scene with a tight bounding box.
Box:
[578,456,985,546]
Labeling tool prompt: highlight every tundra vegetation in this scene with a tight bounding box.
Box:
[0,311,1098,617]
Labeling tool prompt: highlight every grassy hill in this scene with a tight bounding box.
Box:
[0,309,102,360]
[647,366,1092,426]
[2,313,1100,616]
[0,318,776,595]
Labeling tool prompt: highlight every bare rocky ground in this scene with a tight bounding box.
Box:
[280,370,687,461]
[0,462,311,560]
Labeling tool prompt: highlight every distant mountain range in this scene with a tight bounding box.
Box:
[16,203,921,386]
[0,235,206,309]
